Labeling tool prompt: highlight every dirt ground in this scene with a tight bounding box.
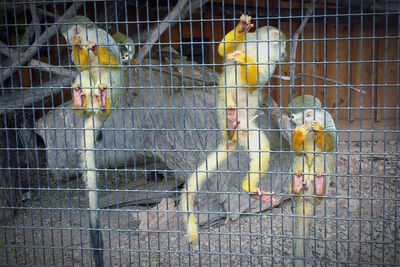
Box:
[1,141,399,266]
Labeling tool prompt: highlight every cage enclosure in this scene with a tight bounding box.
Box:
[0,0,399,266]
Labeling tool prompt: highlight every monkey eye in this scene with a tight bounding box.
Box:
[305,113,311,118]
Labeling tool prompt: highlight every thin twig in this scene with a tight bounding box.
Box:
[1,2,82,84]
[301,73,366,94]
[271,73,366,95]
[290,0,317,86]
[29,4,41,42]
[136,0,210,63]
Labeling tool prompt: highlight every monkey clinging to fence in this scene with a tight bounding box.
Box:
[289,95,337,262]
[62,16,124,267]
[180,14,287,244]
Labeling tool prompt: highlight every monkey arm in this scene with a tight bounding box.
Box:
[292,124,308,152]
[96,46,120,66]
[217,14,253,57]
[72,46,90,69]
[226,51,258,88]
[312,121,334,151]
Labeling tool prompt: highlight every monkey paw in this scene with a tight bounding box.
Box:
[296,124,309,135]
[311,121,322,131]
[255,188,277,207]
[314,172,325,196]
[87,41,98,54]
[227,107,239,129]
[226,51,246,65]
[97,83,108,92]
[238,14,253,33]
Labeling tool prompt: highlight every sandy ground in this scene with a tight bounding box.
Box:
[1,141,399,266]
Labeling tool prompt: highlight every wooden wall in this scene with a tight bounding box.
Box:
[156,14,398,122]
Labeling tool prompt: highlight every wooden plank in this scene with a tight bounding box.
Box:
[350,22,374,121]
[375,21,399,122]
[325,22,349,120]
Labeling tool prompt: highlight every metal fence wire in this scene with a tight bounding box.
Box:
[0,0,399,266]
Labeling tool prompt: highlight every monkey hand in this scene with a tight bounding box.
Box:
[292,124,309,151]
[227,106,239,140]
[311,121,323,131]
[238,14,253,33]
[87,41,98,55]
[226,51,247,65]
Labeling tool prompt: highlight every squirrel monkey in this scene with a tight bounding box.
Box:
[112,32,136,64]
[289,95,336,262]
[63,16,123,267]
[180,14,287,244]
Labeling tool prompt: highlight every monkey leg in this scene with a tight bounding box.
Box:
[292,155,312,195]
[293,171,305,194]
[314,173,325,196]
[240,128,270,194]
[313,156,327,197]
[181,143,229,244]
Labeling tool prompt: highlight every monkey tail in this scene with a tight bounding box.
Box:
[82,116,104,267]
[180,143,228,244]
[294,198,314,265]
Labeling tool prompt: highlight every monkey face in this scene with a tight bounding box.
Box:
[291,109,315,128]
[122,51,132,64]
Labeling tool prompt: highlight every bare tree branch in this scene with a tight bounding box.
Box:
[301,73,366,94]
[290,0,317,86]
[37,7,60,20]
[29,4,41,42]
[272,73,367,95]
[1,2,82,84]
[136,0,210,63]
[1,41,78,78]
[30,60,78,77]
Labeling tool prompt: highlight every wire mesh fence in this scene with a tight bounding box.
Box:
[0,0,399,266]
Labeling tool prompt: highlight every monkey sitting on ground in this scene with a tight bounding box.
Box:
[180,14,287,244]
[289,95,336,262]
